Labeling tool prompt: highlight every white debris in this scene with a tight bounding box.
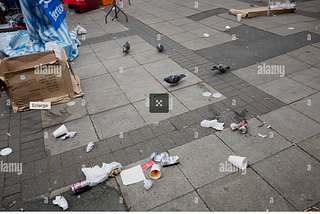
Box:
[53,196,68,210]
[258,133,267,138]
[201,119,224,131]
[61,132,77,140]
[86,141,94,153]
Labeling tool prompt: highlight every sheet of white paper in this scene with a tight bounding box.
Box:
[120,165,146,186]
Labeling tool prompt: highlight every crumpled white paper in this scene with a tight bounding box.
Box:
[200,119,224,130]
[82,162,122,187]
[61,132,77,140]
[73,25,87,35]
[144,179,153,190]
[86,141,94,153]
[53,196,68,210]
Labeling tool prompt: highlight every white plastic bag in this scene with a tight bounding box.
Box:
[200,119,224,130]
[144,180,153,190]
[82,162,122,187]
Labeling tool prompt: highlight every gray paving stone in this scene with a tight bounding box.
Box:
[81,74,118,94]
[257,77,316,104]
[260,106,320,144]
[73,53,100,69]
[113,149,131,166]
[290,92,320,123]
[50,170,65,190]
[251,101,271,114]
[168,130,186,147]
[124,145,142,163]
[84,87,130,115]
[119,132,134,148]
[72,146,88,164]
[91,104,146,140]
[198,168,296,211]
[299,133,320,161]
[106,136,124,152]
[95,140,112,156]
[243,105,263,118]
[48,155,62,173]
[152,191,209,211]
[168,116,186,130]
[168,32,199,43]
[73,62,108,80]
[288,67,320,91]
[44,116,98,156]
[287,45,320,66]
[62,166,79,186]
[115,161,193,211]
[21,179,35,201]
[178,113,197,126]
[102,56,140,73]
[169,134,233,188]
[148,123,167,137]
[34,158,48,177]
[133,50,168,64]
[3,183,20,197]
[252,146,320,211]
[138,126,156,141]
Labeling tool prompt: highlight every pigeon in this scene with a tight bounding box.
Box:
[211,64,230,74]
[123,41,130,53]
[164,74,186,86]
[157,44,164,52]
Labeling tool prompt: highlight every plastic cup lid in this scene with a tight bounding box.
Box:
[202,92,212,97]
[67,101,76,106]
[212,93,222,98]
[203,33,209,37]
[1,148,12,156]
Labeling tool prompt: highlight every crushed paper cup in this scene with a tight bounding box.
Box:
[53,125,68,138]
[201,119,224,130]
[149,164,161,179]
[230,123,239,130]
[237,14,242,22]
[87,142,94,153]
[228,155,247,170]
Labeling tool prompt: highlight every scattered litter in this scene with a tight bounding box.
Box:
[201,119,224,130]
[53,196,68,210]
[1,148,12,156]
[120,165,146,185]
[258,133,267,138]
[67,101,76,106]
[144,180,153,190]
[6,133,11,137]
[304,208,312,212]
[256,115,259,119]
[108,167,121,177]
[239,120,248,134]
[202,92,212,97]
[313,207,319,210]
[20,208,23,211]
[86,142,94,153]
[263,98,269,100]
[53,125,68,138]
[71,62,75,66]
[141,160,155,171]
[228,155,247,170]
[230,123,239,131]
[212,93,222,98]
[71,180,90,194]
[61,132,77,140]
[237,14,242,22]
[73,25,87,35]
[161,156,179,166]
[203,33,209,37]
[151,152,169,162]
[183,126,188,128]
[83,162,122,186]
[288,27,294,30]
[149,164,161,179]
[119,122,123,124]
[226,26,230,29]
[267,125,271,129]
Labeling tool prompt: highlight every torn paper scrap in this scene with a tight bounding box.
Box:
[120,165,146,186]
[53,196,68,210]
[200,119,224,130]
[258,133,267,138]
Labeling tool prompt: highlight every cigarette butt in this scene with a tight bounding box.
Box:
[156,79,159,82]
[7,133,11,137]
[307,199,313,201]
[258,123,264,127]
[294,143,297,146]
[313,207,319,210]
[256,115,259,119]
[20,208,24,211]
[231,153,240,156]
[90,128,93,129]
[264,98,269,100]
[303,208,312,212]
[276,154,279,158]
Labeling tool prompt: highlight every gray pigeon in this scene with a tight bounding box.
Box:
[211,64,230,74]
[157,44,164,52]
[164,74,186,86]
[123,41,130,53]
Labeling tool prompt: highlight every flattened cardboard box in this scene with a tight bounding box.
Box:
[0,48,83,113]
[229,7,295,18]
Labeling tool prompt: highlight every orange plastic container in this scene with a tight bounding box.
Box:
[99,0,113,5]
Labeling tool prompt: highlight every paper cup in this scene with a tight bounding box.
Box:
[237,14,242,22]
[149,164,161,179]
[53,125,68,138]
[228,155,247,170]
